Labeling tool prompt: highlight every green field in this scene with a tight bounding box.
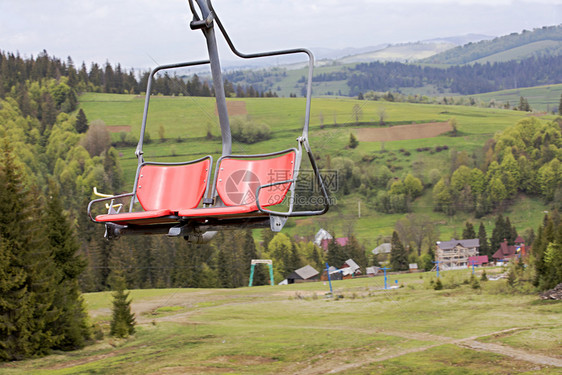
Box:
[79,93,555,248]
[2,270,561,374]
[470,83,562,112]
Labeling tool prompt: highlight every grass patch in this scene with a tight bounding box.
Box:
[2,276,561,374]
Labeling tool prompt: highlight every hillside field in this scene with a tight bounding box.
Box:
[1,269,560,374]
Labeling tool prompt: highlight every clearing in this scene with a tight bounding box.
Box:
[356,121,452,142]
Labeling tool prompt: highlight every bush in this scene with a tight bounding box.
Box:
[481,270,488,281]
[231,117,271,144]
[434,278,443,290]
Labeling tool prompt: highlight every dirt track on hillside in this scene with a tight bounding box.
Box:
[357,121,452,142]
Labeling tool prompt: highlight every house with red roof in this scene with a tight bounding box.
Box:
[492,237,525,262]
[320,237,348,251]
[468,255,489,267]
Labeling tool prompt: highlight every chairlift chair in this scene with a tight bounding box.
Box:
[87,0,329,242]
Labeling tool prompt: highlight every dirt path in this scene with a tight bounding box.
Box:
[287,326,561,375]
[356,121,452,142]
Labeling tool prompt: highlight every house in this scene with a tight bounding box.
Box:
[493,237,525,262]
[468,255,489,267]
[286,265,320,284]
[321,266,343,281]
[314,228,332,246]
[320,237,348,251]
[341,259,361,278]
[372,243,392,255]
[435,238,480,269]
[366,266,380,276]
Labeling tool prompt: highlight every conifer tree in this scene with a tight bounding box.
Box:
[110,274,136,338]
[327,238,345,268]
[45,181,91,350]
[390,231,408,271]
[478,222,490,257]
[75,108,88,134]
[462,222,476,239]
[0,140,58,359]
[490,214,506,253]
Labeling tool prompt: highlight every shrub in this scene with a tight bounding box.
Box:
[231,117,271,144]
[481,270,488,281]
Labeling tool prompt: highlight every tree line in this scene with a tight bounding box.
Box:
[339,54,562,97]
[0,50,275,112]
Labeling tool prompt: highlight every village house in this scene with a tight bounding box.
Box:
[372,243,391,256]
[313,228,348,251]
[435,238,480,269]
[286,265,320,284]
[492,236,526,263]
[468,255,489,267]
[341,259,361,278]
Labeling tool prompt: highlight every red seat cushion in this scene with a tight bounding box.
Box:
[96,209,176,224]
[178,204,259,218]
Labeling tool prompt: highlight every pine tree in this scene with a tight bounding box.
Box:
[390,231,408,271]
[490,214,506,254]
[75,108,88,134]
[327,238,345,268]
[559,93,562,115]
[348,132,359,149]
[478,222,490,257]
[462,222,476,239]
[110,274,136,338]
[0,140,58,359]
[45,181,91,350]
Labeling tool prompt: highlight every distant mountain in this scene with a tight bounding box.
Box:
[338,42,455,63]
[422,24,562,64]
[423,33,494,46]
[218,34,492,70]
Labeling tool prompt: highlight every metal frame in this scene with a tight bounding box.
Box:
[89,0,329,239]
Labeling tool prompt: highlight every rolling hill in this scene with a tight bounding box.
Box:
[422,24,562,65]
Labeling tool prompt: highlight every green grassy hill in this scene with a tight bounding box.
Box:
[422,25,562,65]
[79,93,555,248]
[2,273,560,374]
[469,83,562,112]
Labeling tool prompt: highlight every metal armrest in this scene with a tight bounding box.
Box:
[87,192,134,223]
[255,179,329,217]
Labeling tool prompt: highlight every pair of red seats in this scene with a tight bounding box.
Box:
[92,151,295,226]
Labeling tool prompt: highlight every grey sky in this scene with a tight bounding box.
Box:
[0,0,560,70]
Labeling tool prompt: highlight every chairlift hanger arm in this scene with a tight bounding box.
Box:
[188,0,314,139]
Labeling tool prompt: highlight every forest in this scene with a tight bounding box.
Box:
[346,54,562,96]
[1,49,562,360]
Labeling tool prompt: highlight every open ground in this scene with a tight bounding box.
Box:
[2,269,560,374]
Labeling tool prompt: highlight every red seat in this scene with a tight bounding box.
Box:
[95,158,211,224]
[178,151,295,218]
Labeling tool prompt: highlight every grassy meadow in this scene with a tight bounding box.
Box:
[79,92,555,248]
[1,269,561,374]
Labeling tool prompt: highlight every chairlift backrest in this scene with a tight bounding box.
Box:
[215,151,296,208]
[136,158,211,211]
